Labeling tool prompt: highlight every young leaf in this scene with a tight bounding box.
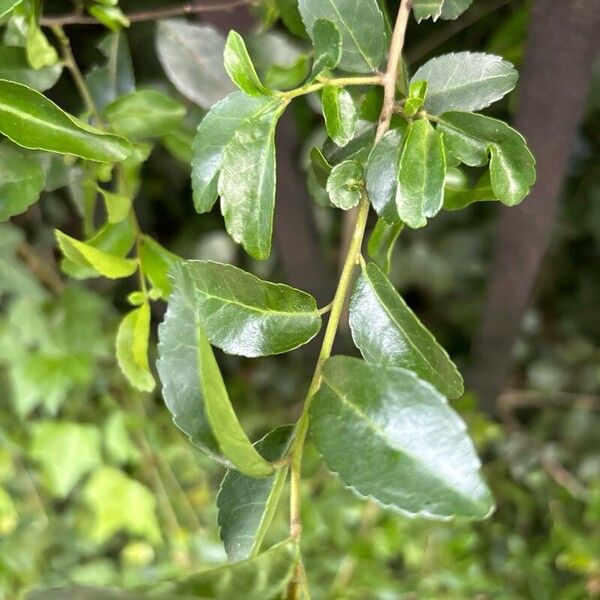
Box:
[156,19,234,108]
[0,46,61,91]
[365,127,405,225]
[139,235,180,297]
[310,356,494,519]
[169,260,321,357]
[55,230,137,279]
[403,80,427,117]
[97,186,130,224]
[0,141,45,221]
[192,92,275,213]
[367,218,403,273]
[299,0,386,73]
[436,111,536,206]
[157,262,276,476]
[349,261,464,398]
[0,80,131,162]
[444,171,496,211]
[218,101,285,260]
[309,146,333,188]
[322,84,357,147]
[412,52,518,115]
[218,426,293,562]
[396,118,446,228]
[309,19,342,81]
[326,160,363,209]
[104,90,186,139]
[87,4,130,31]
[224,31,271,96]
[116,303,155,392]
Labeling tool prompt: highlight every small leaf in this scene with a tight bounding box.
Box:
[26,20,58,69]
[167,260,321,357]
[55,230,137,279]
[367,218,403,273]
[29,421,102,499]
[156,19,234,108]
[412,52,518,115]
[139,235,179,297]
[349,261,464,398]
[413,0,473,22]
[224,31,271,96]
[88,5,130,31]
[309,146,333,188]
[326,159,363,209]
[98,187,130,224]
[0,141,45,221]
[309,19,342,81]
[440,0,473,19]
[218,426,293,562]
[116,303,155,392]
[436,111,535,206]
[444,171,496,211]
[322,84,357,147]
[0,80,131,162]
[192,92,274,213]
[396,118,446,228]
[324,120,376,166]
[299,0,386,73]
[104,90,185,139]
[403,80,427,117]
[310,356,494,519]
[218,100,285,260]
[0,46,61,91]
[158,262,279,476]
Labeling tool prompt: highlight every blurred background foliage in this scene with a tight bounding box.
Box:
[1,0,599,598]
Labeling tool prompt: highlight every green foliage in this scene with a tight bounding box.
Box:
[322,84,357,147]
[326,159,364,209]
[224,30,271,96]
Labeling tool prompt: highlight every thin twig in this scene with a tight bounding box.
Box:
[17,241,65,295]
[40,0,256,27]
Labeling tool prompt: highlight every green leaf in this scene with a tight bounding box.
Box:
[156,19,234,108]
[86,32,135,110]
[436,111,536,206]
[0,486,18,536]
[82,467,161,544]
[55,229,137,279]
[28,540,299,599]
[0,80,131,162]
[192,92,274,213]
[299,0,386,73]
[224,31,271,96]
[158,261,277,476]
[218,100,285,260]
[97,187,130,224]
[365,127,405,224]
[309,146,333,188]
[412,52,518,115]
[349,261,464,398]
[104,411,141,466]
[0,45,61,91]
[0,0,23,18]
[309,19,342,81]
[276,0,306,36]
[367,218,403,273]
[139,235,179,297]
[88,5,130,31]
[413,0,473,21]
[116,303,155,392]
[218,426,293,562]
[167,260,321,357]
[322,84,357,147]
[26,20,58,69]
[326,159,363,209]
[104,90,185,139]
[444,170,496,210]
[324,120,376,167]
[396,118,446,228]
[310,356,494,519]
[440,0,473,19]
[29,422,102,499]
[0,141,45,221]
[403,80,427,117]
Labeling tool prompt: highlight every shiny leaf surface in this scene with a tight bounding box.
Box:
[326,159,363,209]
[322,84,357,147]
[309,19,342,81]
[224,31,270,96]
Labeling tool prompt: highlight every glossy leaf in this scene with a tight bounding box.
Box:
[322,84,357,147]
[413,0,473,21]
[0,141,45,221]
[192,92,274,213]
[412,52,517,115]
[437,111,536,206]
[444,171,496,210]
[0,80,131,162]
[218,426,293,562]
[218,100,285,260]
[365,127,405,224]
[170,260,321,357]
[349,261,464,398]
[309,19,342,81]
[104,90,185,139]
[324,120,376,167]
[139,235,179,297]
[326,159,363,209]
[309,146,333,188]
[224,31,270,96]
[0,0,23,18]
[157,261,275,476]
[403,80,427,117]
[367,218,403,273]
[299,0,386,73]
[55,230,137,279]
[156,19,234,108]
[0,46,61,91]
[310,356,494,519]
[116,303,155,392]
[396,118,446,228]
[88,5,130,31]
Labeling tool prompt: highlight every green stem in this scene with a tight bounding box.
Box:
[284,74,383,100]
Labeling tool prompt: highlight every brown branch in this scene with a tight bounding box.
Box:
[17,241,65,296]
[40,0,256,27]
